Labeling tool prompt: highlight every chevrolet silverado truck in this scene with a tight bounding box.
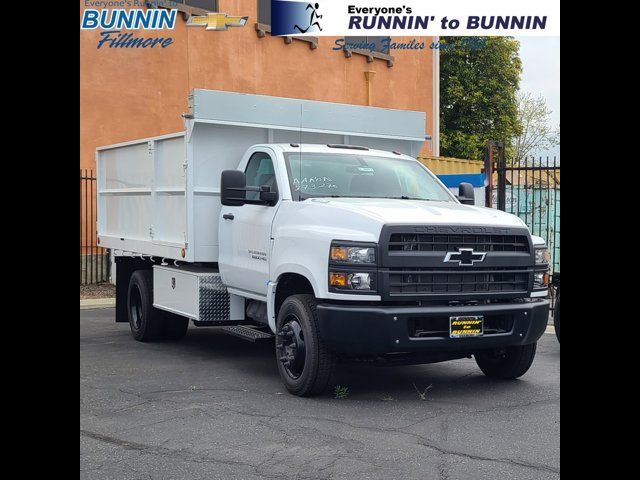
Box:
[97,89,550,396]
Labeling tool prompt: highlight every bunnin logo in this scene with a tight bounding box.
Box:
[81,9,177,30]
[272,1,323,36]
[80,8,176,49]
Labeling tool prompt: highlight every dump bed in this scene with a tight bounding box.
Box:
[97,89,427,262]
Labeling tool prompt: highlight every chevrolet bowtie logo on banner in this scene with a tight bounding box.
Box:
[187,13,249,31]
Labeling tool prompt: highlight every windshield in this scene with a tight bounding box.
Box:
[284,153,456,202]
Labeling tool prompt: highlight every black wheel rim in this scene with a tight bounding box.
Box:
[130,285,143,330]
[276,314,306,379]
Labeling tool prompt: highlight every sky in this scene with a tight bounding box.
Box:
[516,36,560,158]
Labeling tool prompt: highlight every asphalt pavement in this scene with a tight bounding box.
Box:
[80,308,560,480]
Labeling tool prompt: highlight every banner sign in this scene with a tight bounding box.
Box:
[271,0,560,36]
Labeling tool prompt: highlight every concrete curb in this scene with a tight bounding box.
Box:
[80,298,116,310]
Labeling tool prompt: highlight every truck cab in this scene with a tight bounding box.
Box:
[98,90,550,397]
[217,143,549,395]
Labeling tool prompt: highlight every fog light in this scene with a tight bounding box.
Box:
[329,271,375,291]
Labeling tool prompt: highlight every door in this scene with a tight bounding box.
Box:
[219,150,280,297]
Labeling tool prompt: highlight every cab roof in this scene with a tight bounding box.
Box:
[266,143,414,159]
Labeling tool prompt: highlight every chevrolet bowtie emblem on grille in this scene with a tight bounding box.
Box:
[187,13,248,30]
[443,248,486,266]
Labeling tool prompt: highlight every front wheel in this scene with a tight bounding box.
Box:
[275,294,336,397]
[475,343,537,379]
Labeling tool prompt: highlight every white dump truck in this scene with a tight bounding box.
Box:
[97,89,550,396]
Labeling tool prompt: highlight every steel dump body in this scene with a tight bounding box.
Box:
[96,89,426,262]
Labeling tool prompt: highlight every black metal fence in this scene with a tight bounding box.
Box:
[493,156,560,274]
[81,169,110,284]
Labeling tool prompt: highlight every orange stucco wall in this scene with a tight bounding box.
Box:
[80,0,435,170]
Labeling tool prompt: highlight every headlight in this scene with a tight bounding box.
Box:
[533,245,550,290]
[534,247,550,265]
[330,244,376,265]
[329,242,377,293]
[329,272,375,291]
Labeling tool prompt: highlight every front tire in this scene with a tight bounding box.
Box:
[475,343,537,379]
[275,294,336,397]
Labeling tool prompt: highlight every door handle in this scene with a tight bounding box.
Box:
[223,213,234,220]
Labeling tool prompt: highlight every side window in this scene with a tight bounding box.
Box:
[245,152,278,202]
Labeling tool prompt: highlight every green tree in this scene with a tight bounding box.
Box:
[439,37,522,160]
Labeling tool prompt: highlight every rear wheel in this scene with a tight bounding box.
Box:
[275,294,336,397]
[475,343,537,379]
[128,270,165,342]
[163,312,189,340]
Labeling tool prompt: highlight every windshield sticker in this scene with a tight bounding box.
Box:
[293,176,338,191]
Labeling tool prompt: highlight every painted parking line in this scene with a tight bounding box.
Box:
[545,325,555,334]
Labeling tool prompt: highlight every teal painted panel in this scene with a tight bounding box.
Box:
[493,187,560,273]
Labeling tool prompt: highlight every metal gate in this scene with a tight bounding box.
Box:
[81,169,110,284]
[485,142,560,274]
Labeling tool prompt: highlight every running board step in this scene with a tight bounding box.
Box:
[221,325,274,342]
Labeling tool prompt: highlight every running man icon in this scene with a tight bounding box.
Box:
[294,3,322,33]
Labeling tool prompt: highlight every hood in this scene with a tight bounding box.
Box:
[306,197,527,229]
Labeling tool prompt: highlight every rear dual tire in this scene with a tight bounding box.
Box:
[128,270,189,342]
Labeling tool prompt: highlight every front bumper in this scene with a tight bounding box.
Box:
[316,300,549,356]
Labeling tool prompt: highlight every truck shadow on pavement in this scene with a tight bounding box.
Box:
[142,326,549,401]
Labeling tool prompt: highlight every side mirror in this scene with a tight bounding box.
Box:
[221,171,278,206]
[457,182,475,205]
[221,170,246,206]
